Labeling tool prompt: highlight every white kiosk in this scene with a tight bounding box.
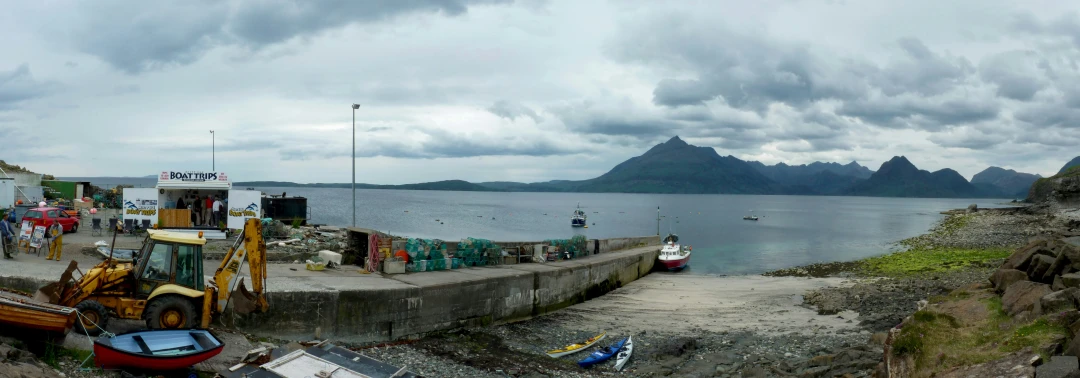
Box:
[121,171,262,239]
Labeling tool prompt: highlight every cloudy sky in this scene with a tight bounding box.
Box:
[2,0,1078,184]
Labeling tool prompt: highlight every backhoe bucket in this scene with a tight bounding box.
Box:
[229,278,260,315]
[33,282,62,304]
[33,261,78,305]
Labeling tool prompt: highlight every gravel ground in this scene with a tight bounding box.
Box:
[905,205,1064,250]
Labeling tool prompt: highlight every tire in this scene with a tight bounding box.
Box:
[74,300,109,336]
[69,223,78,233]
[145,296,198,330]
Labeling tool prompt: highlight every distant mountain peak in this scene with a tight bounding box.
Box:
[877,156,919,176]
[665,135,688,146]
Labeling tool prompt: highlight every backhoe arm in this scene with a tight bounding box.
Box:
[201,218,268,327]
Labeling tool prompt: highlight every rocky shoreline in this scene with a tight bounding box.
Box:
[355,206,1067,377]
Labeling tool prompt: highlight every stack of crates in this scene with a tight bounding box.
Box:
[429,240,447,270]
[546,235,589,259]
[457,238,500,266]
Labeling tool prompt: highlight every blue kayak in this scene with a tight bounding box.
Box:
[577,337,629,368]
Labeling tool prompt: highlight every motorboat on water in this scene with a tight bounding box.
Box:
[743,215,759,221]
[571,203,587,227]
[657,233,691,270]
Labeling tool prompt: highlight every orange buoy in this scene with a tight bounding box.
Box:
[395,250,409,263]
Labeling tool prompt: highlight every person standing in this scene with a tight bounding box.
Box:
[45,222,63,261]
[176,195,187,210]
[1,211,15,259]
[213,196,224,227]
[192,194,203,226]
[204,195,213,226]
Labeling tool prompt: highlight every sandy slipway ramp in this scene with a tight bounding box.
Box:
[560,273,860,335]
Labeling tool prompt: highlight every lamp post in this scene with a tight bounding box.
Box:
[209,130,215,171]
[351,104,360,228]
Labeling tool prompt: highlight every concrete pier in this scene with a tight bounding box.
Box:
[230,244,659,343]
[0,235,660,344]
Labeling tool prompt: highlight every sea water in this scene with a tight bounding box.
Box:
[249,188,1010,275]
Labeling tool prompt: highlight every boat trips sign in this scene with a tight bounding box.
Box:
[227,190,261,230]
[122,188,159,224]
[160,171,229,182]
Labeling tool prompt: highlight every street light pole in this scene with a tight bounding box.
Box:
[352,104,360,228]
[210,130,215,171]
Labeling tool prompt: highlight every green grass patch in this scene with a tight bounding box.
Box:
[41,343,94,369]
[892,295,1068,376]
[860,247,1010,277]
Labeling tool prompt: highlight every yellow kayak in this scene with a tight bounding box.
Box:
[546,332,606,358]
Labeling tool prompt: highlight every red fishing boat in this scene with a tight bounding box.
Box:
[94,329,224,371]
[657,234,691,270]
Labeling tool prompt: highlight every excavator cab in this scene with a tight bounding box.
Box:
[133,231,205,298]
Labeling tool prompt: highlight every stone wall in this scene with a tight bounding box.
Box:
[230,247,659,344]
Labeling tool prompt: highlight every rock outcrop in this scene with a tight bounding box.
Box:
[1027,166,1080,208]
[989,235,1080,366]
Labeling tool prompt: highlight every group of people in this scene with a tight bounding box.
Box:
[175,194,224,227]
[0,210,63,261]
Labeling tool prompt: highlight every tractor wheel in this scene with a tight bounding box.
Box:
[145,296,197,330]
[74,300,109,336]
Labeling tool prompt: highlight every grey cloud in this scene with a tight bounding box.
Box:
[421,131,572,158]
[0,64,55,109]
[1014,102,1080,129]
[1015,126,1080,147]
[280,129,573,160]
[1011,12,1080,47]
[553,100,681,137]
[927,126,1010,149]
[612,13,984,142]
[612,14,861,112]
[874,38,974,96]
[488,100,541,122]
[652,78,718,107]
[978,50,1045,101]
[838,95,999,130]
[685,125,769,150]
[227,0,501,46]
[72,1,229,74]
[72,0,508,74]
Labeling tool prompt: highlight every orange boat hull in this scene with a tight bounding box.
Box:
[0,291,76,334]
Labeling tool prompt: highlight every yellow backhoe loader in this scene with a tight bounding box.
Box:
[36,218,269,336]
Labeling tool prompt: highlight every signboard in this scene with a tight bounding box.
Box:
[19,220,32,241]
[122,188,159,225]
[30,225,45,248]
[227,190,262,230]
[160,171,229,183]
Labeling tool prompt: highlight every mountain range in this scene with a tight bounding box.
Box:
[233,137,1077,199]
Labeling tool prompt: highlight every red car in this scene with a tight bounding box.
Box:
[22,207,81,233]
